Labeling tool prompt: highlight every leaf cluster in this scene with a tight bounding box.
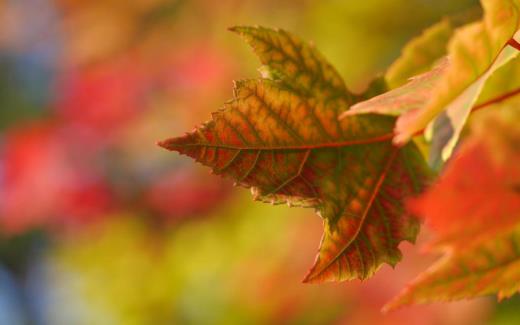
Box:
[160,0,520,309]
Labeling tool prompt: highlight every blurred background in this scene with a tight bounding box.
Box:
[0,0,518,324]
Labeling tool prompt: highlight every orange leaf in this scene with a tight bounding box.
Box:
[385,106,520,310]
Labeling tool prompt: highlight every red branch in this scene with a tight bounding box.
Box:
[162,87,520,152]
[507,38,520,51]
[472,87,520,112]
[412,86,520,137]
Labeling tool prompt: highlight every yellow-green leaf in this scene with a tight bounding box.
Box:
[160,26,431,282]
[386,19,454,89]
[476,55,520,105]
[394,0,520,151]
[425,35,520,165]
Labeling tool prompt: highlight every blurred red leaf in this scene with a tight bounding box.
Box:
[145,168,232,221]
[0,123,113,234]
[408,110,520,246]
[385,107,520,310]
[54,56,151,143]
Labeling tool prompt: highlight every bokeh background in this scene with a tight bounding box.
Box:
[1,0,519,324]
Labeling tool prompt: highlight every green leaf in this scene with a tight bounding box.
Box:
[160,26,431,282]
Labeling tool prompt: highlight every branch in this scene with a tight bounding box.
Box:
[411,86,520,137]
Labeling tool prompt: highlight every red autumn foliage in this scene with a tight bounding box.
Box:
[0,123,113,233]
[54,56,151,143]
[408,121,520,245]
[145,168,232,221]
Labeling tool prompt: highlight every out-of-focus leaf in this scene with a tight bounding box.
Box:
[384,6,483,90]
[160,26,431,282]
[384,224,520,312]
[394,0,520,158]
[145,168,232,221]
[419,107,520,246]
[476,55,520,105]
[54,56,150,142]
[346,0,520,166]
[305,0,477,89]
[386,19,454,89]
[384,106,520,311]
[425,38,520,166]
[342,59,448,118]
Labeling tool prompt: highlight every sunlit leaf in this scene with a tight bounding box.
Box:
[160,26,431,282]
[425,38,520,165]
[476,55,520,105]
[394,0,520,159]
[342,59,448,118]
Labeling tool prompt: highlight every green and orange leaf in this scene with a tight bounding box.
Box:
[159,26,431,282]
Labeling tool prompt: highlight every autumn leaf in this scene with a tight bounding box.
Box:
[425,37,520,166]
[342,59,448,118]
[383,105,520,311]
[394,0,520,159]
[344,0,520,167]
[383,223,520,312]
[159,26,431,282]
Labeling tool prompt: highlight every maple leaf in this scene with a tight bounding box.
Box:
[159,26,431,282]
[383,105,520,311]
